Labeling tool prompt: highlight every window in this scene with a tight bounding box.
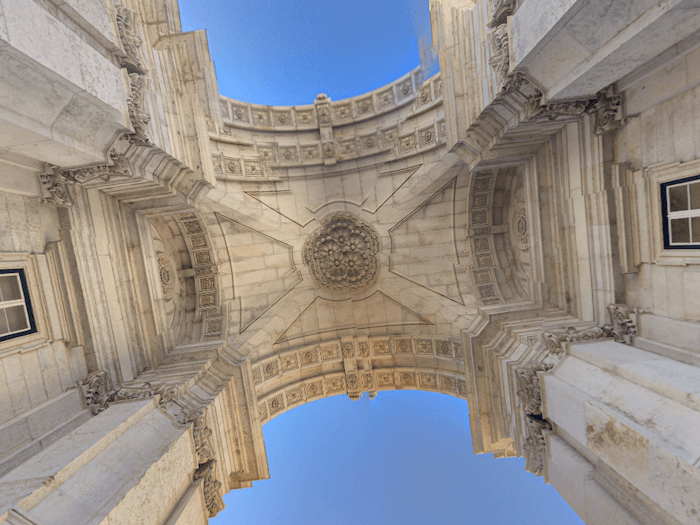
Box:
[661,175,700,249]
[0,269,37,342]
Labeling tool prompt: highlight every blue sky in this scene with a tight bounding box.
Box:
[179,0,433,106]
[178,1,585,523]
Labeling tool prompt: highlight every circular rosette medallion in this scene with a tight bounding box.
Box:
[303,214,381,291]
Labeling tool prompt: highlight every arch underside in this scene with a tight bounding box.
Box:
[251,334,468,423]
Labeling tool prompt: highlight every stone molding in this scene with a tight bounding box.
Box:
[302,214,381,291]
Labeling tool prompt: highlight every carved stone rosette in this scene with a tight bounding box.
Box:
[303,214,381,291]
[511,202,528,250]
[156,254,175,299]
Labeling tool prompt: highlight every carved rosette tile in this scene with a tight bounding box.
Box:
[341,342,355,359]
[325,375,345,394]
[419,373,437,389]
[415,339,433,354]
[300,347,319,366]
[435,340,452,358]
[280,353,299,371]
[305,380,324,399]
[262,360,279,379]
[372,340,391,355]
[399,372,416,387]
[321,343,340,360]
[394,338,412,353]
[286,386,304,406]
[511,202,529,250]
[303,214,380,291]
[440,375,457,392]
[357,341,370,358]
[376,372,394,387]
[268,393,285,415]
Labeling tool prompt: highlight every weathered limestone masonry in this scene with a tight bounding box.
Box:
[0,0,699,523]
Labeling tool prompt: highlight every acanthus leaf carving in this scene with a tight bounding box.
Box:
[39,167,72,207]
[523,414,552,477]
[127,72,151,144]
[542,325,610,355]
[185,408,224,517]
[488,24,510,89]
[488,0,516,28]
[515,362,553,417]
[115,5,146,75]
[607,303,642,344]
[78,370,117,414]
[525,89,594,121]
[592,85,627,135]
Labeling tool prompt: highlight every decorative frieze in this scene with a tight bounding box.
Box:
[542,325,609,355]
[525,89,593,122]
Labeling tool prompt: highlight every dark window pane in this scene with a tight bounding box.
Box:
[671,218,690,244]
[0,310,8,335]
[6,305,28,332]
[691,182,700,210]
[669,185,689,212]
[0,274,21,302]
[693,217,700,243]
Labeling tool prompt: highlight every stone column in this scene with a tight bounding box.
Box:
[542,339,700,525]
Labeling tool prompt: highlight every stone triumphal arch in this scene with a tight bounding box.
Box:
[1,0,700,523]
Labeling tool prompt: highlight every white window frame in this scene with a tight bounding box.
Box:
[643,159,700,265]
[0,270,34,340]
[663,177,700,248]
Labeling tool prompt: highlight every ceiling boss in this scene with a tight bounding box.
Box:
[302,214,381,291]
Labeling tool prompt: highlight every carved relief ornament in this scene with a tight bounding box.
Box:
[488,24,510,88]
[488,0,516,27]
[302,214,381,291]
[515,362,552,416]
[115,6,151,144]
